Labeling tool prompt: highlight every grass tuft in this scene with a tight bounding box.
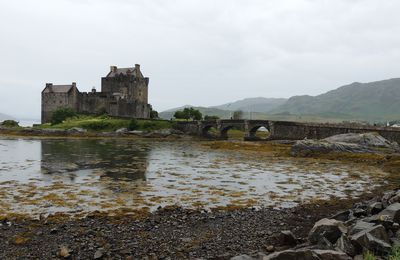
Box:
[364,251,376,260]
[390,245,400,260]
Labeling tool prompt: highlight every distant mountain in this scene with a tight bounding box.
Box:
[272,78,400,121]
[211,97,287,113]
[0,113,15,121]
[159,98,287,120]
[160,78,400,122]
[161,105,193,113]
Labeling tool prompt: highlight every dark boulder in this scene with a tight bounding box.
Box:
[349,221,375,235]
[375,202,400,223]
[382,191,397,208]
[308,219,347,244]
[350,225,390,255]
[264,249,319,260]
[335,235,356,257]
[331,210,353,222]
[368,202,384,215]
[265,249,351,260]
[278,230,297,246]
[313,249,352,260]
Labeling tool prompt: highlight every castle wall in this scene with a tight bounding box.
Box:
[101,76,149,104]
[41,87,79,123]
[78,92,151,119]
[110,100,151,119]
[79,92,111,115]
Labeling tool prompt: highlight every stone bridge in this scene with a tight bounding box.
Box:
[174,120,400,143]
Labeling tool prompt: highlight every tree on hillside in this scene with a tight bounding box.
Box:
[174,110,189,120]
[232,110,243,120]
[190,108,203,120]
[174,107,203,121]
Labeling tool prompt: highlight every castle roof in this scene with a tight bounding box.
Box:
[106,65,144,78]
[42,83,77,93]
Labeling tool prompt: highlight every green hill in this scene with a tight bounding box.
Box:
[272,78,400,121]
[211,97,287,113]
[159,98,287,120]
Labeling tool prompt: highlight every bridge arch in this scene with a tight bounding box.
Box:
[220,123,246,140]
[246,122,271,140]
[220,125,235,140]
[201,124,218,138]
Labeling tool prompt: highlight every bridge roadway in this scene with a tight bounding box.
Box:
[175,119,400,143]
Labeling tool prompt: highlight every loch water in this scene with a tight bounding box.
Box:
[0,138,388,217]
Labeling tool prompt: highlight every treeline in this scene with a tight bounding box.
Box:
[173,107,245,121]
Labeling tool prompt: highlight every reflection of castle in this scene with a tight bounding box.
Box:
[41,65,152,123]
[40,139,149,181]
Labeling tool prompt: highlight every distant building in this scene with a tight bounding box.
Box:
[41,64,152,123]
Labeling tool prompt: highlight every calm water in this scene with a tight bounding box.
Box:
[0,138,388,217]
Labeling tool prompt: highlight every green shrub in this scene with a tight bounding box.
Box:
[128,119,139,131]
[96,107,108,115]
[1,120,19,127]
[150,110,159,119]
[51,108,77,125]
[142,121,158,131]
[80,121,111,131]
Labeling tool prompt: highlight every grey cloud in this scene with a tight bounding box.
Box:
[0,0,399,119]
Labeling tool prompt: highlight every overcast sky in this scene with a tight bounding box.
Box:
[1,0,400,119]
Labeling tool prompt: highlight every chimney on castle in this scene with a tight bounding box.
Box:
[110,66,117,73]
[135,64,140,72]
[46,83,53,92]
[72,82,76,88]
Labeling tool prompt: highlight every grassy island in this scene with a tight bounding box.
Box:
[35,115,174,132]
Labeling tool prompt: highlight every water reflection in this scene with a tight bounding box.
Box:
[40,139,149,181]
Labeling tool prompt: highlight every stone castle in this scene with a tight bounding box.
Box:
[41,64,152,123]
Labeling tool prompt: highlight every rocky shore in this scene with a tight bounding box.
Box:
[232,189,400,259]
[0,194,375,260]
[291,132,400,156]
[0,126,186,139]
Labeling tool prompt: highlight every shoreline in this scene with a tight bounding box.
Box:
[0,191,379,259]
[0,127,189,140]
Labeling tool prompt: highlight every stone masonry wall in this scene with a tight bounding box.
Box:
[176,120,400,143]
[101,76,149,104]
[269,121,400,143]
[41,88,80,124]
